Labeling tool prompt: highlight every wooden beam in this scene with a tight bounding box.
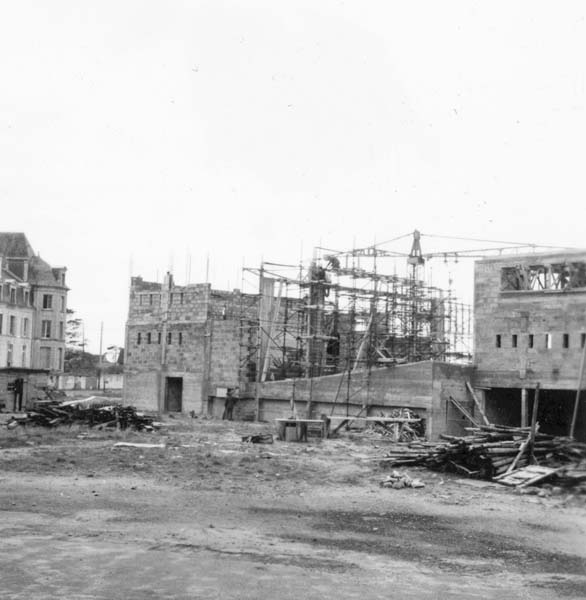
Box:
[448,395,480,427]
[529,383,540,462]
[521,388,528,428]
[330,406,366,436]
[466,381,490,426]
[327,416,422,423]
[502,436,530,476]
[352,312,374,372]
[260,280,283,383]
[570,340,586,438]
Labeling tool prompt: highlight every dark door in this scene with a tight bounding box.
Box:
[165,377,183,412]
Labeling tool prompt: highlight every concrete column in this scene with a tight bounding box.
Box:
[521,388,528,428]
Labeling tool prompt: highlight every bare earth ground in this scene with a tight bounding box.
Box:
[1,417,585,599]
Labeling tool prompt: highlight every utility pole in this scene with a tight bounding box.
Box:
[98,321,104,391]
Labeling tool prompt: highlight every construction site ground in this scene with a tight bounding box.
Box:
[1,416,585,600]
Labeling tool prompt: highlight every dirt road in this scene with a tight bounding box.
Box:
[1,419,585,599]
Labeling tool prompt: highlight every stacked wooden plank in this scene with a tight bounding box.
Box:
[22,399,155,431]
[380,425,586,481]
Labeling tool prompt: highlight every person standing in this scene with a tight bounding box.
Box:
[12,378,24,412]
[222,388,236,420]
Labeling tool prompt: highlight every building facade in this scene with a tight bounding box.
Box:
[474,250,586,437]
[0,233,68,373]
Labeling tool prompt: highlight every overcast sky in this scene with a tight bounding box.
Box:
[2,1,585,352]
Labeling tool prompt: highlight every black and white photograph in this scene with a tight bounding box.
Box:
[1,2,586,598]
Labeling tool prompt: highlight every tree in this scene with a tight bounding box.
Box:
[64,309,96,373]
[66,308,86,351]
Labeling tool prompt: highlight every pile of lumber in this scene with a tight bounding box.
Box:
[380,424,586,481]
[20,398,155,431]
[366,408,424,442]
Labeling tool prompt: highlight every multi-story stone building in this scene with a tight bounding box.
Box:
[0,233,68,374]
[473,249,586,436]
[123,272,246,413]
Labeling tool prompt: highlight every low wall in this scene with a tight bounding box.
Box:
[58,374,124,391]
[237,361,475,440]
[256,362,434,409]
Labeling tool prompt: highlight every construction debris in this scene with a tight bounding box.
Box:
[7,397,155,431]
[365,408,424,442]
[241,434,274,444]
[494,465,566,488]
[380,470,425,489]
[379,425,586,488]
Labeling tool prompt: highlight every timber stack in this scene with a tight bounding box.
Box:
[380,424,586,481]
[9,398,155,431]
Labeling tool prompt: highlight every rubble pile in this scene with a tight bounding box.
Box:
[380,470,425,489]
[366,408,424,442]
[241,434,274,444]
[12,398,155,431]
[380,425,586,483]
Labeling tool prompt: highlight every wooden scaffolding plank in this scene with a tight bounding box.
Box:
[466,381,490,426]
[448,395,480,428]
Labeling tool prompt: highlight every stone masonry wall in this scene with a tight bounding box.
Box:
[474,251,586,389]
[209,320,240,391]
[125,276,246,412]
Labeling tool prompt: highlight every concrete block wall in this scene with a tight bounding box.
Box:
[125,323,164,366]
[128,278,211,325]
[124,370,207,414]
[209,320,239,389]
[164,323,207,371]
[123,370,160,411]
[125,275,250,413]
[474,251,586,390]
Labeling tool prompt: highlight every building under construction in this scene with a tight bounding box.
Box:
[240,231,472,390]
[123,232,586,441]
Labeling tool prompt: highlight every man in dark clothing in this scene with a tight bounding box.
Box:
[12,378,24,412]
[222,388,236,420]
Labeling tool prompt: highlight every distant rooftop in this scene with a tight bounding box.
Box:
[0,232,34,258]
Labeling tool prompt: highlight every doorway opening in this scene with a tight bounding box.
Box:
[165,377,183,412]
[485,387,585,441]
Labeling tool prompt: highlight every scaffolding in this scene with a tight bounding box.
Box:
[238,242,473,389]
